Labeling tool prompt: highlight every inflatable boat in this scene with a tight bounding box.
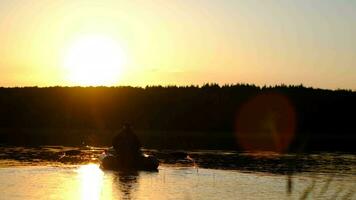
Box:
[99,147,159,171]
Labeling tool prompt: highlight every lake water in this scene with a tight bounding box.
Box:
[0,147,355,199]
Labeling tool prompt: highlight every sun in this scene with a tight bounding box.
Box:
[63,35,126,86]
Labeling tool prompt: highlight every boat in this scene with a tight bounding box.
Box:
[99,147,159,171]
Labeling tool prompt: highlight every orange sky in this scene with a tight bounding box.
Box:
[0,0,355,89]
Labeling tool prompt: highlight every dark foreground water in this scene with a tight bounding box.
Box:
[0,146,355,200]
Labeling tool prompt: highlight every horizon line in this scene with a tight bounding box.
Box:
[1,83,355,92]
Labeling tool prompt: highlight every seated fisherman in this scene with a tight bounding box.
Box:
[112,123,142,168]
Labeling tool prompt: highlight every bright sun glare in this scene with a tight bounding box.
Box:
[78,164,104,200]
[63,35,125,86]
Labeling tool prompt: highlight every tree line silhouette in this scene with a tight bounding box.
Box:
[0,84,355,151]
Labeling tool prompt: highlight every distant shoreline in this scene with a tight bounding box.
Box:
[0,84,355,152]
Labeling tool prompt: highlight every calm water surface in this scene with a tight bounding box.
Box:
[0,150,355,200]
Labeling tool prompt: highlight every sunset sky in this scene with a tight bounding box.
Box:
[0,0,355,89]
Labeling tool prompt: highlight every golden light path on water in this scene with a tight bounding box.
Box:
[0,161,355,199]
[55,163,116,200]
[77,164,105,200]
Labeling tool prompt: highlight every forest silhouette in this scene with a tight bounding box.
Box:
[0,84,355,152]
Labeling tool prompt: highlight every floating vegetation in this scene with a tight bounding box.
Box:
[0,146,355,176]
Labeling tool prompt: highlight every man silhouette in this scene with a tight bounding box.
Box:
[112,123,141,168]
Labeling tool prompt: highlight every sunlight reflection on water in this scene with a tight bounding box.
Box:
[75,164,139,200]
[78,164,104,200]
[0,163,355,200]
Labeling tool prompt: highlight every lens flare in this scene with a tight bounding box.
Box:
[235,93,296,153]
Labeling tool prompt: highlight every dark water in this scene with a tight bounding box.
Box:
[0,146,355,199]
